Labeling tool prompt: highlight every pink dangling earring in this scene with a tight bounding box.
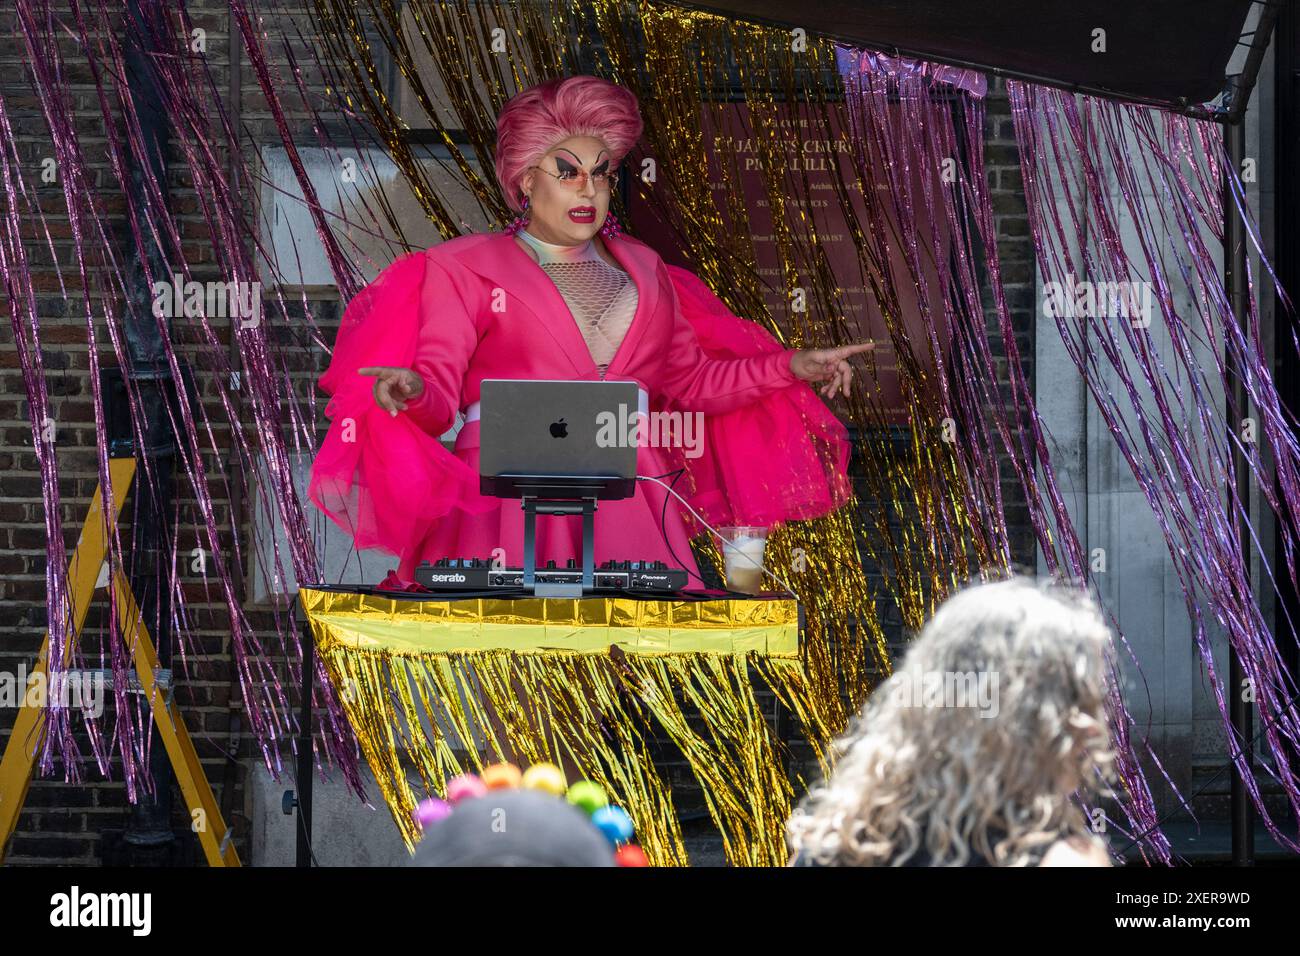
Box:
[504,194,531,236]
[599,210,622,239]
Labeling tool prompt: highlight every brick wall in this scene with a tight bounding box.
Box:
[984,77,1038,566]
[0,1,326,865]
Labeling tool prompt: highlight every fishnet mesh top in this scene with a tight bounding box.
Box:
[516,228,639,377]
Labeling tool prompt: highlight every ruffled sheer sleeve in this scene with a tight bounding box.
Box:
[659,265,853,530]
[308,250,494,563]
[654,261,800,414]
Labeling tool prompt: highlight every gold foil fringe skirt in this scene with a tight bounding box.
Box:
[300,587,831,866]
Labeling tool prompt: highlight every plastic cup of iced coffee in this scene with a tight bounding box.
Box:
[718,526,768,595]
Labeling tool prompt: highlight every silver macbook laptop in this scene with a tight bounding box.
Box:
[478,379,640,499]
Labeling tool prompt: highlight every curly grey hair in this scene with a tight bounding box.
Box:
[786,576,1117,866]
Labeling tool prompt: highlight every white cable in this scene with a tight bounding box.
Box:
[637,473,797,595]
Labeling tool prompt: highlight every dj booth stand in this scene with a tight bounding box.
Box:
[283,408,811,864]
[288,583,807,866]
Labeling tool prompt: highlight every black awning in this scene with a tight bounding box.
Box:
[673,0,1256,111]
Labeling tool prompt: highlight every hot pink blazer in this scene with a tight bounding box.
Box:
[309,230,851,584]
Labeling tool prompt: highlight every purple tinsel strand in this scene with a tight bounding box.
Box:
[1,0,365,800]
[1008,80,1300,853]
[838,56,1172,859]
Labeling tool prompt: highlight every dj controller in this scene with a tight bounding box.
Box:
[414,557,689,593]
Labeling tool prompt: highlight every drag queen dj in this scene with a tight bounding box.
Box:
[309,75,871,586]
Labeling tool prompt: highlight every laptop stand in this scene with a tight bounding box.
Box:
[521,496,597,597]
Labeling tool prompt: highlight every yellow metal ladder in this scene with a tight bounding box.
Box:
[0,457,239,866]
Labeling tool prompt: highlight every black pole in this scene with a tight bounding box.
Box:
[1216,0,1283,871]
[296,608,314,867]
[218,0,247,835]
[119,0,177,862]
[1225,117,1256,868]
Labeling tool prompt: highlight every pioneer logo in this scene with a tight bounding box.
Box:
[426,573,467,583]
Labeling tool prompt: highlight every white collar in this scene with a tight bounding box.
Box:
[517,227,601,265]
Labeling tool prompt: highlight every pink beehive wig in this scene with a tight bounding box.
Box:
[495,75,644,212]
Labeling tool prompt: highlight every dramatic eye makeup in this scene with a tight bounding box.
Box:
[549,147,610,178]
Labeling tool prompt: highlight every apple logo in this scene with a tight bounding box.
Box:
[549,418,568,438]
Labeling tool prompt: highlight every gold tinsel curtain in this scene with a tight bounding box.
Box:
[301,588,815,865]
